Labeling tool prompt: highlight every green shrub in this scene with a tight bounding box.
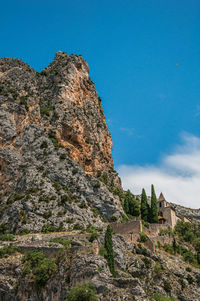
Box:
[151,292,177,301]
[65,282,98,301]
[50,237,71,249]
[99,246,107,257]
[86,225,98,233]
[93,182,100,189]
[138,232,148,242]
[23,250,58,287]
[142,220,150,228]
[19,228,30,235]
[92,208,99,217]
[0,244,19,258]
[42,224,61,233]
[110,216,117,222]
[182,250,196,264]
[196,274,200,286]
[79,201,88,209]
[7,194,24,205]
[39,195,50,203]
[99,173,108,185]
[153,262,163,279]
[88,232,99,243]
[40,141,48,149]
[43,210,52,219]
[159,228,173,237]
[73,224,84,231]
[187,274,194,284]
[175,220,199,246]
[142,257,151,268]
[163,280,172,294]
[178,278,186,289]
[19,96,28,111]
[0,234,14,241]
[53,181,62,192]
[0,223,7,234]
[60,153,66,160]
[61,194,70,204]
[66,218,73,224]
[163,244,174,254]
[121,214,129,222]
[48,130,60,148]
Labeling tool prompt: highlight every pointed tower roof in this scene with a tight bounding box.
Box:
[158,192,166,202]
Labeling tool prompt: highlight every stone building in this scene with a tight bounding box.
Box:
[157,193,191,228]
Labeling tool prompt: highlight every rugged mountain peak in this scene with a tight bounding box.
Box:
[0,52,120,182]
[0,52,122,233]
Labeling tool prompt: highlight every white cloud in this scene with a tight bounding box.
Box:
[117,133,200,209]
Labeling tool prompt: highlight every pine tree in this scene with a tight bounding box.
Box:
[104,225,115,275]
[141,188,149,222]
[149,184,158,223]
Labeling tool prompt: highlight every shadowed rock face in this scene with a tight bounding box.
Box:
[0,52,123,233]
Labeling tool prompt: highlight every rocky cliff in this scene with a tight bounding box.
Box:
[0,51,122,234]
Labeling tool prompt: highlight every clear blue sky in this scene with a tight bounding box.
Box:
[1,0,200,170]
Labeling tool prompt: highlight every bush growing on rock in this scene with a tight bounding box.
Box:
[186,274,194,284]
[88,231,99,242]
[0,244,19,258]
[163,280,172,294]
[153,262,164,279]
[151,293,177,301]
[138,232,148,242]
[50,237,71,249]
[0,234,14,241]
[65,282,98,301]
[22,250,58,287]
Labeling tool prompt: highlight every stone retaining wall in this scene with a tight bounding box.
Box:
[110,220,142,235]
[144,223,169,237]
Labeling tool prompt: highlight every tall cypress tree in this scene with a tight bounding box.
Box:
[141,188,149,222]
[150,184,158,223]
[104,225,115,276]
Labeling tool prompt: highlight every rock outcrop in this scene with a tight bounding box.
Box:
[0,52,122,234]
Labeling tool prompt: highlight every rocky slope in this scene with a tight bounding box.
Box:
[170,203,200,225]
[1,231,200,301]
[0,52,123,234]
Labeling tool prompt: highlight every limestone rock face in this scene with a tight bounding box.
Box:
[0,52,117,178]
[0,52,122,233]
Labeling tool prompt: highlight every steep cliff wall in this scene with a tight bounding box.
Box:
[0,52,123,233]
